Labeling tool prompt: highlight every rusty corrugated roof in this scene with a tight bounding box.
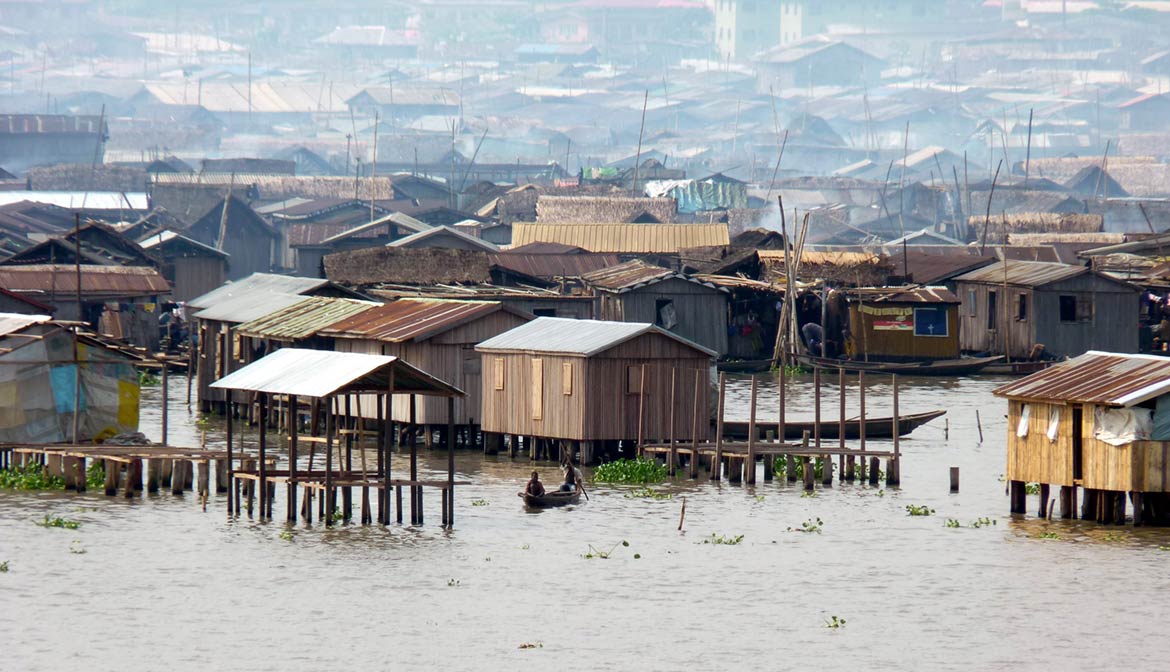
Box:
[510,223,729,254]
[858,286,960,304]
[488,252,619,279]
[0,264,170,296]
[581,259,672,289]
[234,296,378,341]
[320,299,525,342]
[993,351,1170,407]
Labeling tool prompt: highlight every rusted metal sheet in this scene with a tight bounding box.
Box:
[233,296,377,341]
[187,272,332,310]
[994,351,1170,407]
[488,252,619,279]
[856,286,960,304]
[0,264,170,296]
[210,347,463,398]
[321,299,513,343]
[581,259,673,290]
[510,223,729,254]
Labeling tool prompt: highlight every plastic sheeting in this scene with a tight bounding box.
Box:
[1093,406,1152,447]
[1153,395,1170,441]
[0,329,139,444]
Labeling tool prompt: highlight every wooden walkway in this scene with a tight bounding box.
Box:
[1,443,230,498]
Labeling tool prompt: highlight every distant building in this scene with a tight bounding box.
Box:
[755,39,884,92]
[715,0,804,61]
[0,115,107,174]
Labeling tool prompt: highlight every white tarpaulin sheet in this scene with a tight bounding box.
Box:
[1093,406,1152,447]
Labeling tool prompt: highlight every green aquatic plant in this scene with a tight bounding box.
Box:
[0,561,8,572]
[623,487,672,500]
[0,463,65,491]
[470,498,489,507]
[771,364,806,376]
[801,490,818,499]
[771,456,827,480]
[1037,531,1061,540]
[329,508,343,524]
[518,642,543,650]
[36,515,80,530]
[593,458,667,484]
[701,533,744,545]
[905,504,935,516]
[754,494,766,502]
[138,370,160,386]
[583,540,630,559]
[85,461,105,490]
[279,530,294,541]
[852,464,885,481]
[970,517,995,528]
[944,518,961,528]
[447,578,460,587]
[789,518,823,534]
[69,540,86,555]
[1025,482,1041,495]
[824,615,846,629]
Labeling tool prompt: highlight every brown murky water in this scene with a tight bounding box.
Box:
[3,373,1170,671]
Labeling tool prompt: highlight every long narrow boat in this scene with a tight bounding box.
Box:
[979,359,1057,376]
[717,358,775,374]
[518,490,581,508]
[718,409,946,441]
[796,354,1001,376]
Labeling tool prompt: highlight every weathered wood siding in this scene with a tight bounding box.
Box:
[172,256,225,302]
[481,332,712,442]
[956,283,1035,358]
[849,303,959,360]
[1005,400,1073,485]
[595,278,728,355]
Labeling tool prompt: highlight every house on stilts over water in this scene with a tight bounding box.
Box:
[995,352,1170,526]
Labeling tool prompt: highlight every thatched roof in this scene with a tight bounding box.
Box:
[324,246,492,286]
[536,195,678,223]
[151,173,396,200]
[968,213,1103,243]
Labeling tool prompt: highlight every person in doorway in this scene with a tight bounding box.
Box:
[802,322,825,357]
[559,461,583,493]
[526,470,545,497]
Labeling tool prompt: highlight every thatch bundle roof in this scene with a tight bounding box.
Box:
[324,246,491,286]
[968,213,1103,243]
[152,173,397,200]
[536,195,677,223]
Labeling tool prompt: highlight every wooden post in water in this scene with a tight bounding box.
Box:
[258,393,268,519]
[746,376,758,485]
[668,368,677,477]
[764,430,774,481]
[839,368,848,482]
[325,398,334,526]
[161,362,169,446]
[447,396,455,528]
[384,373,394,525]
[690,369,701,479]
[778,362,786,441]
[813,367,822,449]
[950,467,960,493]
[713,372,726,481]
[1038,484,1050,518]
[1060,485,1076,519]
[888,374,900,486]
[409,394,419,525]
[226,389,234,514]
[287,394,298,523]
[858,372,867,482]
[636,364,647,457]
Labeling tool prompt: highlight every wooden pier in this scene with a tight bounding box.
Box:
[1,443,230,498]
[640,367,905,486]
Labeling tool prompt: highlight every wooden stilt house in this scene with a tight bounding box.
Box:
[848,286,961,361]
[318,299,533,437]
[994,352,1170,526]
[476,317,715,463]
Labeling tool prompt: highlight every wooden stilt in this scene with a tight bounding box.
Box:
[1060,485,1075,519]
[1038,484,1050,518]
[690,369,701,479]
[713,372,726,481]
[746,375,758,485]
[1009,480,1026,514]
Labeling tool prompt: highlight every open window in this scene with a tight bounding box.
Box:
[913,307,949,337]
[987,290,997,330]
[655,299,677,330]
[1016,292,1028,322]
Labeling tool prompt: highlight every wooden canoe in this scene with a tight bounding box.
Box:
[717,358,775,374]
[719,409,946,441]
[518,489,581,508]
[796,354,1001,376]
[979,360,1057,376]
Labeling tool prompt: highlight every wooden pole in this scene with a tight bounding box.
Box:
[288,393,298,522]
[325,398,334,526]
[226,390,235,514]
[858,372,867,482]
[410,394,418,525]
[668,368,677,476]
[778,362,786,441]
[160,362,168,446]
[636,364,647,457]
[889,374,900,486]
[838,367,847,482]
[258,393,268,519]
[813,367,821,449]
[713,373,726,480]
[384,371,394,524]
[746,375,758,485]
[690,369,701,479]
[447,396,455,528]
[950,467,960,493]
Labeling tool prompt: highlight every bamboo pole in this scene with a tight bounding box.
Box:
[690,369,701,479]
[746,376,758,485]
[713,373,726,481]
[858,372,867,482]
[636,364,647,457]
[668,368,677,477]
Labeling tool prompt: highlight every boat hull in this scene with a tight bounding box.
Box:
[518,490,581,507]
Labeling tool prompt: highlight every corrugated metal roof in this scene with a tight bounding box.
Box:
[0,312,50,338]
[234,296,377,341]
[476,316,716,357]
[192,292,307,324]
[581,259,727,294]
[858,286,960,304]
[187,272,331,310]
[953,260,1088,286]
[0,192,148,210]
[138,230,229,258]
[386,225,500,252]
[321,299,524,342]
[210,347,463,398]
[994,351,1170,407]
[489,251,620,279]
[510,223,729,254]
[0,265,170,296]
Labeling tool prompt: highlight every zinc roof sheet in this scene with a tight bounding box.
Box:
[187,272,331,310]
[0,312,51,338]
[993,351,1170,407]
[210,347,463,398]
[510,223,729,254]
[192,292,307,324]
[476,316,716,357]
[233,296,377,341]
[953,260,1088,286]
[0,265,170,296]
[320,299,517,342]
[580,259,726,294]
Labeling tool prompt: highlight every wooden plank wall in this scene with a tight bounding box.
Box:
[849,303,959,360]
[596,278,728,355]
[1079,404,1170,492]
[1034,279,1140,357]
[172,257,225,303]
[1006,399,1073,485]
[955,283,1034,358]
[480,352,587,439]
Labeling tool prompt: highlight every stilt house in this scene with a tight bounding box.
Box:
[848,287,961,361]
[994,352,1170,525]
[476,317,715,460]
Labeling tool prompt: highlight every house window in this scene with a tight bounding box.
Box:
[967,289,977,317]
[913,307,949,337]
[655,299,678,330]
[532,308,557,317]
[1059,295,1092,322]
[562,361,573,395]
[987,290,997,330]
[232,332,243,362]
[626,365,647,395]
[1016,292,1028,321]
[493,357,505,390]
[531,358,543,420]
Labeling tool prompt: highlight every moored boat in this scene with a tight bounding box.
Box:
[518,489,581,508]
[719,409,946,440]
[795,354,1001,376]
